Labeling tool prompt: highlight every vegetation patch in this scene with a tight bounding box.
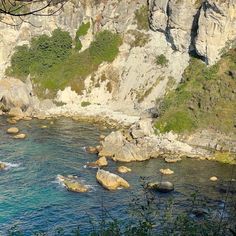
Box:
[75,22,90,50]
[155,54,169,67]
[214,152,236,165]
[81,101,91,107]
[135,5,149,31]
[128,30,150,48]
[154,48,236,134]
[7,29,122,97]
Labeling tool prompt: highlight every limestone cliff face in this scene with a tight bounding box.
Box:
[149,0,236,64]
[0,0,235,115]
[195,0,236,64]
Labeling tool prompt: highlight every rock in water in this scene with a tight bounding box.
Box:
[165,157,182,163]
[13,133,27,139]
[57,175,88,193]
[147,181,174,193]
[7,127,19,134]
[87,157,108,168]
[160,168,174,175]
[96,169,130,191]
[210,176,218,182]
[117,166,132,173]
[0,162,6,170]
[86,146,98,154]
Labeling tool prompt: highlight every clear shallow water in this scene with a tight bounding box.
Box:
[0,117,235,235]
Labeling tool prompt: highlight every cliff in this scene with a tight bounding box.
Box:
[0,0,235,117]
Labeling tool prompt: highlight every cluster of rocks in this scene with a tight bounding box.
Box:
[98,119,211,163]
[7,127,26,139]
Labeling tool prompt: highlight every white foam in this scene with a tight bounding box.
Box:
[1,162,20,170]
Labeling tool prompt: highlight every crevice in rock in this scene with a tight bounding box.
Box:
[189,1,208,63]
[165,0,177,51]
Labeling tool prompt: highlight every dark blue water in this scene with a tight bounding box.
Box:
[0,117,235,235]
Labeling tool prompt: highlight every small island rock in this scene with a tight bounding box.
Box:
[96,169,130,191]
[160,168,174,175]
[7,127,19,134]
[117,166,132,173]
[14,133,27,139]
[147,181,174,193]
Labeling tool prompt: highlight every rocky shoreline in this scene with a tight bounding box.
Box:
[1,78,236,164]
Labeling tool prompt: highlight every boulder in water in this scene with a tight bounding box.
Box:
[147,181,174,193]
[160,168,174,175]
[57,175,88,193]
[86,146,98,154]
[165,156,182,163]
[96,169,130,190]
[7,127,19,134]
[0,162,7,170]
[87,157,108,168]
[14,133,27,139]
[117,166,132,173]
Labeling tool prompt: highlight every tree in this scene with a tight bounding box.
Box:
[0,0,69,25]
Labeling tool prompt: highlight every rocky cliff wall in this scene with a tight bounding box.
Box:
[0,0,235,116]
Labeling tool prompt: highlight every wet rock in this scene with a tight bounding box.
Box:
[165,156,182,163]
[22,117,32,121]
[192,208,209,218]
[86,146,98,154]
[210,176,218,182]
[0,162,6,170]
[99,134,106,141]
[41,125,48,129]
[7,118,17,124]
[117,166,131,173]
[147,181,174,193]
[96,169,130,191]
[13,133,27,139]
[95,157,108,167]
[7,127,19,134]
[8,107,24,118]
[160,168,174,175]
[88,157,108,168]
[57,175,88,193]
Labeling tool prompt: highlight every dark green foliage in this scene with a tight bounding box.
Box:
[8,28,72,78]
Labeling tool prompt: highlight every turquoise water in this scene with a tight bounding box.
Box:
[0,117,235,235]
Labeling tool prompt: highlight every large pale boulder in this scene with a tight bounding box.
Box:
[8,107,24,118]
[131,118,154,139]
[0,78,32,111]
[7,127,19,134]
[96,169,130,190]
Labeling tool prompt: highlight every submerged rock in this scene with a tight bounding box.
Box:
[57,175,88,193]
[7,127,19,134]
[13,133,27,139]
[7,118,17,124]
[117,166,132,173]
[96,169,130,191]
[160,168,174,175]
[147,181,174,193]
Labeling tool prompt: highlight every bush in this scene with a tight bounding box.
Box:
[81,101,91,107]
[75,22,90,51]
[8,28,72,78]
[155,54,169,67]
[89,30,122,63]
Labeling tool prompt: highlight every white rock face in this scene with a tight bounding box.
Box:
[149,0,236,64]
[195,0,236,64]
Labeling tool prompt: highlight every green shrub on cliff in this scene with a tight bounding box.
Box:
[135,5,149,31]
[8,29,121,97]
[8,28,72,78]
[155,48,236,134]
[75,22,90,50]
